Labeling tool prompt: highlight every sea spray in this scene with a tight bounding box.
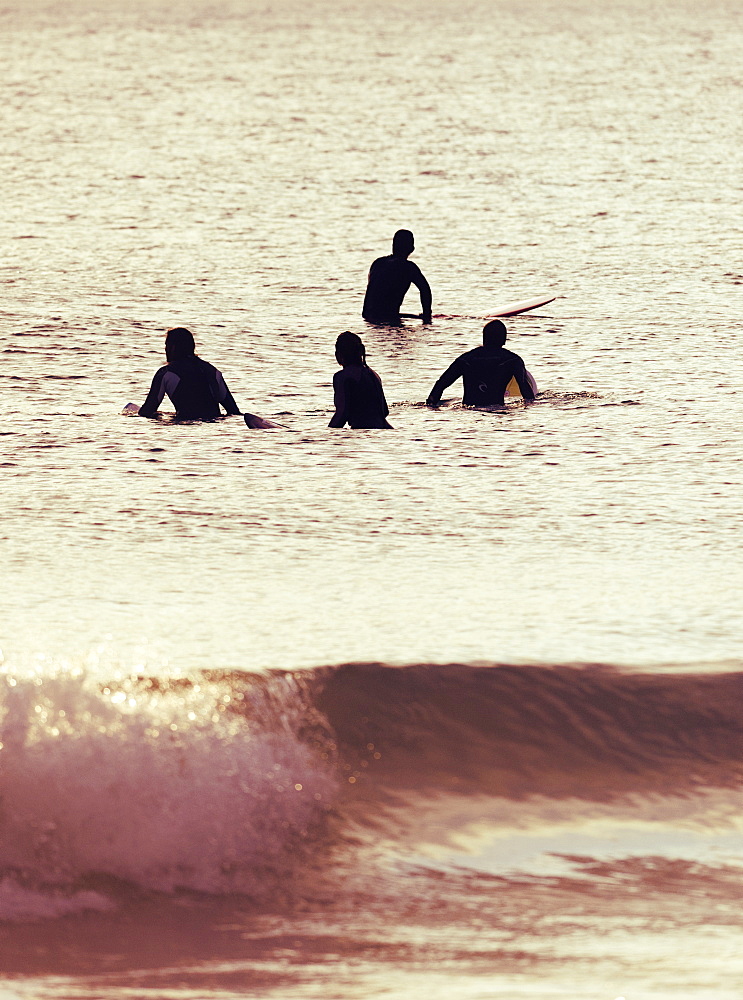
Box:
[0,666,338,902]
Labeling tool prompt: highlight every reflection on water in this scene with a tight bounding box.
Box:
[2,663,743,999]
[1,0,743,995]
[4,852,743,1000]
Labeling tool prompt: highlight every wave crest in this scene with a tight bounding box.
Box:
[0,668,337,899]
[2,660,742,915]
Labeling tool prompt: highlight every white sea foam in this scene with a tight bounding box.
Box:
[0,666,338,901]
[1,0,743,989]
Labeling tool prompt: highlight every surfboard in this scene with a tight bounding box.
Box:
[244,412,285,429]
[486,294,556,318]
[124,403,281,427]
[505,371,538,398]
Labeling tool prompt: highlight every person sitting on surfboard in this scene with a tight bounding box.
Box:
[426,320,536,408]
[362,229,432,326]
[329,331,393,429]
[138,327,242,420]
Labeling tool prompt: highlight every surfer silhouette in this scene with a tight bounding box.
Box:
[426,320,536,408]
[137,327,241,420]
[328,331,393,428]
[362,229,432,326]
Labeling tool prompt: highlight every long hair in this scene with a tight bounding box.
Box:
[165,327,196,364]
[335,331,366,366]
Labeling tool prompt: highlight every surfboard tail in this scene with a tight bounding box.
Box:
[244,413,285,429]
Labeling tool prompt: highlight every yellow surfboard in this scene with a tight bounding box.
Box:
[505,371,538,398]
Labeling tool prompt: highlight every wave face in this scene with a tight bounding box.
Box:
[312,661,743,802]
[1,662,743,917]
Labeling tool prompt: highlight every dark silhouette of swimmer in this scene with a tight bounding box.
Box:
[362,229,432,326]
[426,320,536,408]
[329,331,393,428]
[138,327,241,420]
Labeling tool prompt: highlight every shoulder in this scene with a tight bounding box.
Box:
[438,351,470,372]
[194,356,217,373]
[502,348,525,364]
[196,357,226,381]
[461,347,483,362]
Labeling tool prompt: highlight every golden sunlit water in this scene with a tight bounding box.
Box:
[1,0,742,997]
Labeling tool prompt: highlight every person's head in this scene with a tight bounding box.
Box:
[335,331,366,367]
[165,327,196,364]
[391,229,415,257]
[482,319,508,348]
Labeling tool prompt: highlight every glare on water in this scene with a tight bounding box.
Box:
[1,0,742,997]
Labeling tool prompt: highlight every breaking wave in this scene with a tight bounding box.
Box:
[1,660,742,918]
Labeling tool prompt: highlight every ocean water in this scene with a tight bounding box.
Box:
[1,0,742,997]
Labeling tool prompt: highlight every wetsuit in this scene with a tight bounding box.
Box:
[427,346,535,407]
[139,356,240,419]
[362,254,432,325]
[329,365,391,428]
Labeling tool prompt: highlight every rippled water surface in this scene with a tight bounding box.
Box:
[1,0,742,997]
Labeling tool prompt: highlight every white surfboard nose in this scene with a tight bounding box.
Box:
[487,294,556,318]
